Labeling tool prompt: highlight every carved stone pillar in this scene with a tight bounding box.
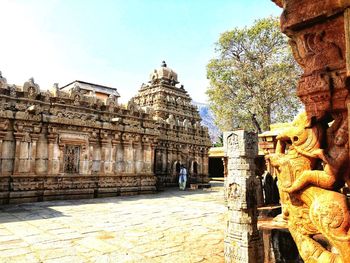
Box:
[88,136,99,174]
[111,139,117,175]
[0,131,6,175]
[30,134,39,174]
[134,135,142,174]
[13,132,23,175]
[99,131,109,175]
[223,130,262,263]
[142,141,152,174]
[155,148,162,174]
[0,120,9,175]
[161,148,167,174]
[202,150,209,182]
[99,140,108,175]
[166,146,172,176]
[58,144,65,174]
[122,133,133,174]
[36,132,48,175]
[115,142,124,174]
[150,140,156,174]
[47,134,57,175]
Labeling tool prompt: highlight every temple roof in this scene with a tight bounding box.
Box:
[60,80,120,97]
[149,61,179,85]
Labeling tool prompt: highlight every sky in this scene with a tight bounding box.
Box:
[0,0,281,103]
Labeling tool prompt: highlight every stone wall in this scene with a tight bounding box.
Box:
[0,77,159,204]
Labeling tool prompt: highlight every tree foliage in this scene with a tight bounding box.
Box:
[206,17,302,133]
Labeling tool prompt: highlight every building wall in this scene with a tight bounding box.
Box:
[0,79,158,204]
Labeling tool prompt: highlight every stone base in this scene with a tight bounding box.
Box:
[1,174,157,204]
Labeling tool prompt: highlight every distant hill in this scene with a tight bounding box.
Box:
[193,102,221,144]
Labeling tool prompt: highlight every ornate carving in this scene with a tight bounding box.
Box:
[23,78,40,100]
[270,2,350,262]
[64,145,80,173]
[266,112,350,262]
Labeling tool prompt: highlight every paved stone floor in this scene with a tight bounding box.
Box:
[0,182,225,263]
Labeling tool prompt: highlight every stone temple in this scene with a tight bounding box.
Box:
[133,61,211,186]
[0,62,211,204]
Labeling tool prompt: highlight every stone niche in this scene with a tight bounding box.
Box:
[59,133,88,174]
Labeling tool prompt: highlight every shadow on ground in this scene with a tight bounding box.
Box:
[0,181,224,224]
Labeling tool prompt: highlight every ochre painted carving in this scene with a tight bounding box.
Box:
[270,1,350,262]
[267,112,350,262]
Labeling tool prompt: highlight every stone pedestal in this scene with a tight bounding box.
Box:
[223,130,263,263]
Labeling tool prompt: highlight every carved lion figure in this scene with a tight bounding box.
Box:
[266,112,350,263]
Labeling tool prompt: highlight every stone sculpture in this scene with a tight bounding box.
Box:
[269,1,350,262]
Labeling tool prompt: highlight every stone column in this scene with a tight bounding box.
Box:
[115,142,124,174]
[36,133,48,175]
[161,148,167,173]
[166,146,172,175]
[58,144,65,174]
[13,132,23,175]
[0,132,6,175]
[142,141,152,173]
[89,139,99,174]
[2,132,15,176]
[30,134,39,174]
[99,139,109,175]
[134,135,142,174]
[223,130,262,263]
[47,134,57,175]
[111,139,117,174]
[202,149,209,183]
[150,140,156,173]
[122,133,133,174]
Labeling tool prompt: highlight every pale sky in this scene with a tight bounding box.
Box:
[0,0,280,103]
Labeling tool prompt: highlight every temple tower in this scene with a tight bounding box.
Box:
[133,61,212,186]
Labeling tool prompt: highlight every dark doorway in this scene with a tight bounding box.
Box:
[208,157,224,177]
[193,161,198,175]
[175,162,181,174]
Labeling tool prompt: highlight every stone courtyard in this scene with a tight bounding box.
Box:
[0,182,225,263]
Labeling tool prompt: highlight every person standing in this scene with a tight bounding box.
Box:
[179,165,187,190]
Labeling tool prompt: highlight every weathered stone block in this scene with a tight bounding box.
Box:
[224,131,258,158]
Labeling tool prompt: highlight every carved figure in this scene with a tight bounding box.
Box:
[269,2,350,262]
[266,112,350,262]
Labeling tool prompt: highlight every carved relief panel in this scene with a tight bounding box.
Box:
[64,145,80,174]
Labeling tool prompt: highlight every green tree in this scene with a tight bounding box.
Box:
[206,17,301,133]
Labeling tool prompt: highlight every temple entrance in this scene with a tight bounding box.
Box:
[208,157,224,178]
[175,162,181,174]
[193,161,198,175]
